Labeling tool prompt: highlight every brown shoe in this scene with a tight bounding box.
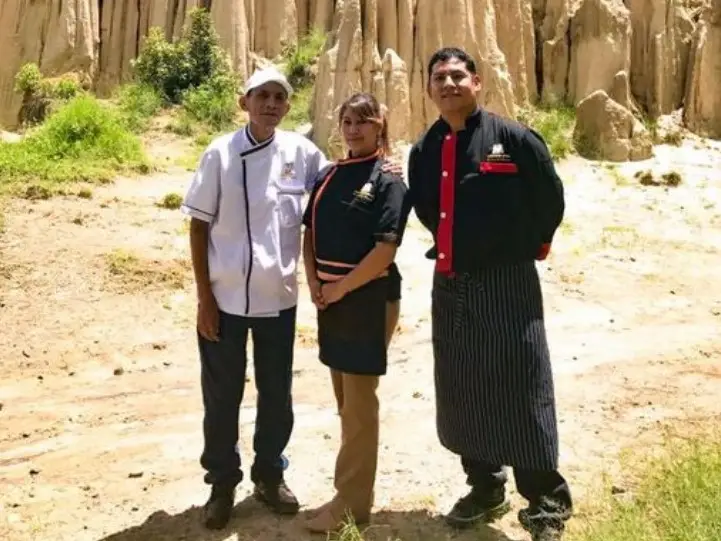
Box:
[253,480,299,515]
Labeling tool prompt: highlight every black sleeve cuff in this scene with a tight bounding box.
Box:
[374,232,400,244]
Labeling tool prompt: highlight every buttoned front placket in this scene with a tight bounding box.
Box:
[436,132,457,277]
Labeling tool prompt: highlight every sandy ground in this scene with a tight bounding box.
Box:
[1,134,720,541]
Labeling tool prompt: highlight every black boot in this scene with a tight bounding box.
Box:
[532,527,564,541]
[253,479,300,515]
[445,487,511,528]
[519,507,567,541]
[202,484,235,530]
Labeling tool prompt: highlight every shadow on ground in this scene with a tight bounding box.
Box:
[98,495,522,541]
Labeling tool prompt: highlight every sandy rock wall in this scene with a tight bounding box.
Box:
[0,0,99,128]
[683,0,721,137]
[0,0,304,127]
[97,0,193,93]
[0,0,719,146]
[627,0,696,117]
[312,0,717,145]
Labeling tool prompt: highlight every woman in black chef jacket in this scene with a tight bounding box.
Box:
[301,92,411,533]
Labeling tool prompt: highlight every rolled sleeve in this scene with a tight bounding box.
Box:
[181,147,221,223]
[374,176,411,246]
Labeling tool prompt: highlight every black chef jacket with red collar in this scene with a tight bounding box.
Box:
[302,151,410,376]
[303,151,409,283]
[407,107,565,274]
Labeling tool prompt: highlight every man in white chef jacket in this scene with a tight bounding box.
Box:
[181,66,331,530]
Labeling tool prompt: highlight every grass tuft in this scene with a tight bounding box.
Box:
[569,436,721,541]
[104,249,190,291]
[517,103,576,160]
[115,83,164,133]
[328,514,367,541]
[635,170,682,187]
[157,193,183,210]
[661,171,682,187]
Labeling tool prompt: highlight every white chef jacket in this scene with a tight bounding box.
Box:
[181,125,330,317]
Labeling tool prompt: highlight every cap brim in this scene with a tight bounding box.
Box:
[245,79,293,97]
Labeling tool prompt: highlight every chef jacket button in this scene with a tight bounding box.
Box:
[440,212,447,218]
[439,253,446,259]
[442,171,448,177]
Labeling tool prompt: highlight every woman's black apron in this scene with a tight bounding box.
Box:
[317,276,388,376]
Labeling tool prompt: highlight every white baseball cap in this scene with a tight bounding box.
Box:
[243,67,293,97]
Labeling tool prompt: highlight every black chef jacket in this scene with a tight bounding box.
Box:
[302,151,410,376]
[303,151,409,282]
[407,107,565,273]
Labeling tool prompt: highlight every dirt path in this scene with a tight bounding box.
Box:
[1,137,720,541]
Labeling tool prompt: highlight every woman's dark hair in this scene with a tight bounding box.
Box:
[338,92,390,156]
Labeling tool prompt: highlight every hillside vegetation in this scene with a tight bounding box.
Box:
[0,7,590,198]
[0,9,328,196]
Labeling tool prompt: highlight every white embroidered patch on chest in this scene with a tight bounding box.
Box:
[354,182,375,201]
[487,143,511,162]
[280,162,295,181]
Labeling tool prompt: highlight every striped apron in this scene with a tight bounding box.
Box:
[431,261,559,471]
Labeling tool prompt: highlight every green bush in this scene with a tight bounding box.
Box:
[52,78,82,100]
[279,85,314,130]
[184,10,232,89]
[38,95,142,161]
[132,8,236,104]
[116,83,164,132]
[281,28,327,87]
[179,73,237,131]
[0,95,148,188]
[14,63,83,126]
[132,28,192,103]
[517,104,576,160]
[14,63,44,96]
[277,28,327,129]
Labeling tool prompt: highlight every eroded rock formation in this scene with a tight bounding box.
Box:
[574,89,653,161]
[627,0,696,117]
[0,0,718,149]
[0,0,99,128]
[683,0,721,137]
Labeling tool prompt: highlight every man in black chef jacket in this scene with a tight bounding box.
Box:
[407,47,573,541]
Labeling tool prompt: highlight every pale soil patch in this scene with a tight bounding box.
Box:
[1,137,720,541]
